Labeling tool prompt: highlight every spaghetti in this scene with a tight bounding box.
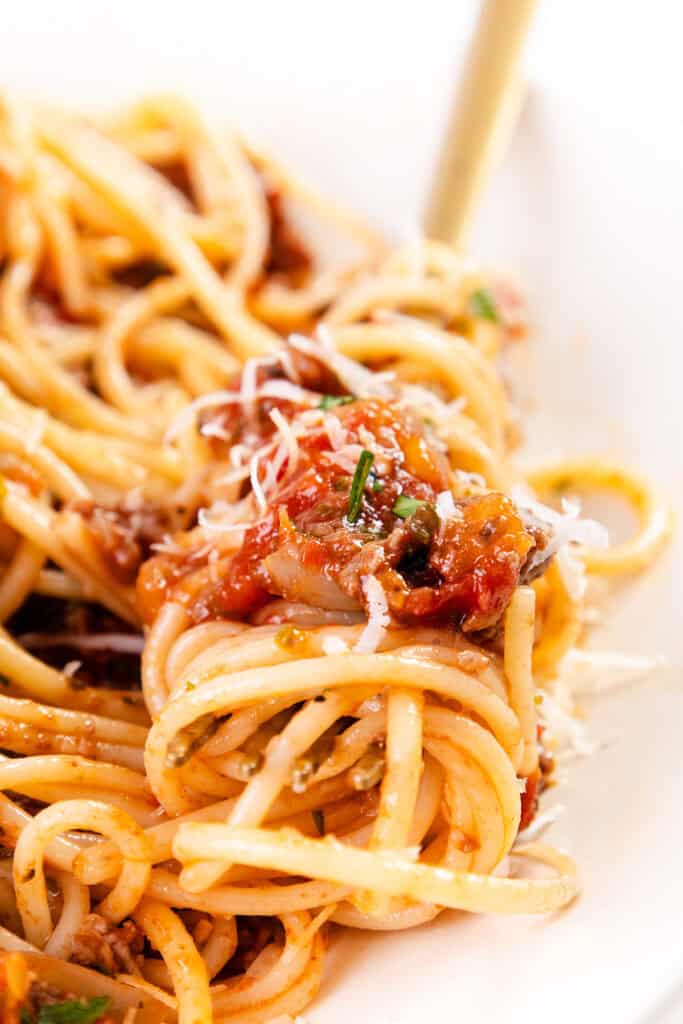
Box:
[0,94,671,1024]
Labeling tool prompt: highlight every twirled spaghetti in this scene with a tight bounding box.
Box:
[0,94,671,1024]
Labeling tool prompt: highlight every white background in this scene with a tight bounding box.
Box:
[3,3,683,1021]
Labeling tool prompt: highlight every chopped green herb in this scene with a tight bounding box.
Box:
[346,450,374,524]
[314,502,335,517]
[312,808,325,836]
[165,714,219,767]
[37,997,110,1024]
[371,477,385,493]
[469,287,499,323]
[392,495,427,519]
[318,395,354,410]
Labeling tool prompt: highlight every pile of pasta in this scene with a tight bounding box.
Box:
[0,94,670,1024]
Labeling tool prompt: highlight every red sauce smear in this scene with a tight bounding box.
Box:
[137,397,538,631]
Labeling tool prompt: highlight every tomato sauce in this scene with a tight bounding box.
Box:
[136,397,541,631]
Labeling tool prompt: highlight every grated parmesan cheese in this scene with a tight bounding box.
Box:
[291,333,394,399]
[537,691,596,760]
[269,407,300,482]
[511,486,609,575]
[322,636,350,655]
[435,490,457,521]
[323,413,347,451]
[354,575,390,653]
[322,444,365,475]
[240,354,272,420]
[163,380,316,445]
[249,450,269,513]
[197,507,247,535]
[553,649,668,697]
[199,421,233,443]
[164,389,244,444]
[555,544,587,601]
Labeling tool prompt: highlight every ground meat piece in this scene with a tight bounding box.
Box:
[198,341,344,452]
[71,914,144,976]
[518,516,553,584]
[71,496,180,585]
[224,917,282,978]
[264,185,312,279]
[399,493,535,631]
[139,398,549,634]
[336,492,535,632]
[519,771,540,831]
[284,343,346,396]
[519,726,555,831]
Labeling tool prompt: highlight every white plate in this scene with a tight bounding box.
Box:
[3,2,682,1021]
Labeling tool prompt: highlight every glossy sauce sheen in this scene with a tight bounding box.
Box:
[136,397,537,631]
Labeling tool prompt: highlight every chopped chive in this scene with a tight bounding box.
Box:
[468,287,499,323]
[312,808,325,836]
[165,714,219,767]
[346,450,374,524]
[318,394,354,410]
[392,494,426,519]
[37,997,111,1024]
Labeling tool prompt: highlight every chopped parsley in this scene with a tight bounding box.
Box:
[312,808,325,836]
[346,450,374,524]
[165,714,219,768]
[392,495,427,519]
[33,997,110,1024]
[468,287,499,323]
[318,394,354,410]
[371,475,384,493]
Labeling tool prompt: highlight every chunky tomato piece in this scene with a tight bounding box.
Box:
[134,396,545,633]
